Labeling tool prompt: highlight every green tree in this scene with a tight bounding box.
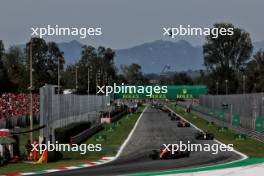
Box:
[0,40,14,93]
[3,46,27,92]
[203,23,253,94]
[171,72,193,85]
[121,63,147,84]
[25,38,64,92]
[46,42,64,86]
[68,45,117,94]
[245,50,264,92]
[62,64,76,90]
[0,40,4,59]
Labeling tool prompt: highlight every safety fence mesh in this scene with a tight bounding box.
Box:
[40,85,110,141]
[198,93,264,132]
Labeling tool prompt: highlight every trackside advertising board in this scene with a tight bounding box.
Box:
[114,85,208,99]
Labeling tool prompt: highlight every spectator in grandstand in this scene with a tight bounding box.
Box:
[0,93,39,119]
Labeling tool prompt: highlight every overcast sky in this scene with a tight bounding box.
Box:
[0,0,263,49]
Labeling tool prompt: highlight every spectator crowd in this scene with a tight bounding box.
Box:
[0,93,39,119]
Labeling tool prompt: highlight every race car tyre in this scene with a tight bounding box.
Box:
[149,150,159,160]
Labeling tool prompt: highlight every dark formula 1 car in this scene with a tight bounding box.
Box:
[195,131,214,140]
[177,121,190,127]
[168,112,180,121]
[149,146,190,160]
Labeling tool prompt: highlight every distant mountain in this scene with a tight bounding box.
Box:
[115,40,203,73]
[57,40,83,64]
[16,39,264,73]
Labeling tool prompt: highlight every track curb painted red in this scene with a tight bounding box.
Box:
[1,156,115,176]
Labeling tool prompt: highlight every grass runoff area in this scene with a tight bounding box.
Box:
[169,105,264,158]
[63,105,145,160]
[0,106,145,175]
[19,125,40,155]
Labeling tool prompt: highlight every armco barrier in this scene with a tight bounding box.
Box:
[100,110,127,124]
[70,125,104,144]
[71,110,129,144]
[110,111,127,123]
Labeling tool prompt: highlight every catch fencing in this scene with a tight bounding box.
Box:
[199,93,264,132]
[40,85,110,142]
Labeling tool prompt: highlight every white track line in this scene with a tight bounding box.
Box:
[113,106,148,160]
[166,106,248,164]
[1,107,148,176]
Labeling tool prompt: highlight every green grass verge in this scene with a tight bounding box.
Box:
[169,105,264,158]
[18,125,40,156]
[130,158,264,176]
[0,106,145,174]
[62,106,145,160]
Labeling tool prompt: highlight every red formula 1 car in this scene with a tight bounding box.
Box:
[149,146,190,160]
[177,121,190,127]
[195,131,214,140]
[168,112,181,121]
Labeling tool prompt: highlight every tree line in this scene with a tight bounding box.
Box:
[0,22,264,95]
[161,23,264,94]
[0,38,147,94]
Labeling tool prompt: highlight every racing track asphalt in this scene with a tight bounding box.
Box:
[41,106,241,176]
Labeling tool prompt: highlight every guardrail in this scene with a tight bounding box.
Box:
[70,125,104,144]
[70,110,128,144]
[176,102,264,143]
[110,111,127,122]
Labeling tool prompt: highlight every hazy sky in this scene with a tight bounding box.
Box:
[0,0,263,49]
